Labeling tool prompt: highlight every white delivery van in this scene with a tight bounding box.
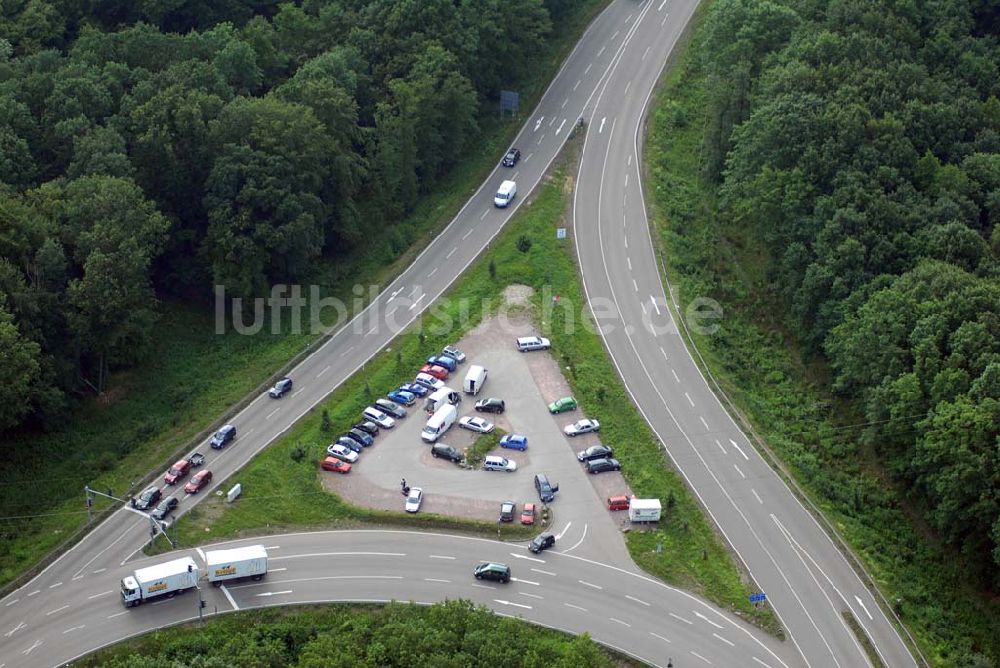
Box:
[494,180,516,208]
[424,386,461,414]
[422,404,458,443]
[628,498,662,522]
[463,365,487,395]
[205,544,268,586]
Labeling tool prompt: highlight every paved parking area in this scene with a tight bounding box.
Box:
[323,306,634,566]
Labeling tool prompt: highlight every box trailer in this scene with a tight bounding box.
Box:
[628,498,662,522]
[121,556,199,607]
[205,544,268,586]
[463,365,487,395]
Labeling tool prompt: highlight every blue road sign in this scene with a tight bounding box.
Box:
[749,592,767,603]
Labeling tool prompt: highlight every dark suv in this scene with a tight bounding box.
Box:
[502,148,521,167]
[529,533,556,554]
[132,486,162,511]
[431,443,463,462]
[475,397,505,414]
[534,474,558,503]
[151,495,178,520]
[210,424,236,449]
[268,377,292,398]
[586,457,621,474]
[473,562,511,583]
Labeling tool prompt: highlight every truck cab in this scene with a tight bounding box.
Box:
[120,576,141,607]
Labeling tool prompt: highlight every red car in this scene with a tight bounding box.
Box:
[419,364,449,380]
[163,459,191,485]
[321,457,352,474]
[520,502,537,525]
[183,469,213,493]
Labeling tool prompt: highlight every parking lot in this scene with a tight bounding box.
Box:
[322,295,634,566]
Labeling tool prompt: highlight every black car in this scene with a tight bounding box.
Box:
[353,421,379,437]
[586,457,621,474]
[576,444,614,462]
[373,398,406,418]
[474,562,511,583]
[348,428,373,447]
[529,533,556,554]
[475,397,506,414]
[337,435,364,452]
[499,500,516,522]
[151,495,178,520]
[210,424,236,449]
[502,148,521,167]
[268,377,293,398]
[534,474,558,503]
[431,443,463,462]
[132,486,162,511]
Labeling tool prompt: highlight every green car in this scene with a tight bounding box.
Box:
[548,396,577,414]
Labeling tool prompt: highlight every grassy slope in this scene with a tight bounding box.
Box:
[644,6,1000,667]
[159,157,780,635]
[0,0,610,591]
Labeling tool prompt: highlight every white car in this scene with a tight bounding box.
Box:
[441,345,466,363]
[459,416,495,434]
[326,443,359,463]
[564,418,601,437]
[405,487,423,513]
[362,406,395,429]
[414,372,445,390]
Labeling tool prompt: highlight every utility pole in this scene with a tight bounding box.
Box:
[197,585,204,624]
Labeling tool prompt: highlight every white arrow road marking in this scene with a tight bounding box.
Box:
[625,595,650,606]
[555,118,566,135]
[599,117,606,133]
[694,611,723,629]
[510,553,545,563]
[255,590,293,598]
[408,294,424,310]
[729,439,750,460]
[5,622,25,637]
[534,117,544,131]
[854,595,873,620]
[494,599,532,610]
[21,640,42,655]
[651,296,660,315]
[555,522,572,539]
[510,578,539,586]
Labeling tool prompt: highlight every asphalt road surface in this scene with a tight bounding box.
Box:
[571,1,918,667]
[0,0,917,666]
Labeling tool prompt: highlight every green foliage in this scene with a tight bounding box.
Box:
[516,234,533,253]
[78,601,618,667]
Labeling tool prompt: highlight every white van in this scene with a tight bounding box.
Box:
[463,365,487,395]
[494,180,516,208]
[421,404,458,443]
[424,386,461,414]
[483,455,517,472]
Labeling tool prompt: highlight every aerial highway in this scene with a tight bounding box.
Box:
[0,0,914,666]
[571,2,918,667]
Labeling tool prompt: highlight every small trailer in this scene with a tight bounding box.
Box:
[121,556,199,607]
[205,544,268,586]
[628,498,662,523]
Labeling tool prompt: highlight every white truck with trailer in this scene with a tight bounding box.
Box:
[628,498,662,522]
[205,544,268,586]
[121,556,199,607]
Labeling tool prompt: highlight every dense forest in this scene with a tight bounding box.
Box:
[697,0,1000,584]
[80,600,616,667]
[0,0,577,434]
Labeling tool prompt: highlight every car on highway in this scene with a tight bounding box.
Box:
[474,397,505,414]
[405,487,423,513]
[502,147,521,167]
[586,457,621,474]
[529,533,556,554]
[577,444,614,462]
[483,455,517,472]
[151,495,178,520]
[441,345,466,363]
[353,421,380,436]
[184,469,213,494]
[564,418,600,437]
[426,355,457,372]
[132,486,162,511]
[459,416,495,433]
[326,443,359,463]
[499,500,516,522]
[163,458,191,485]
[473,562,511,583]
[321,457,352,474]
[374,398,407,418]
[347,428,373,447]
[387,389,416,406]
[414,373,445,391]
[399,382,430,397]
[499,433,528,451]
[431,443,463,462]
[268,377,293,398]
[516,336,550,352]
[520,502,537,525]
[548,396,577,414]
[534,474,558,503]
[419,363,450,380]
[363,406,396,428]
[337,435,364,452]
[210,424,236,449]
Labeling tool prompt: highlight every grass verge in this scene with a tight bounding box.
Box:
[465,432,503,469]
[158,148,781,635]
[0,0,612,592]
[644,4,1000,665]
